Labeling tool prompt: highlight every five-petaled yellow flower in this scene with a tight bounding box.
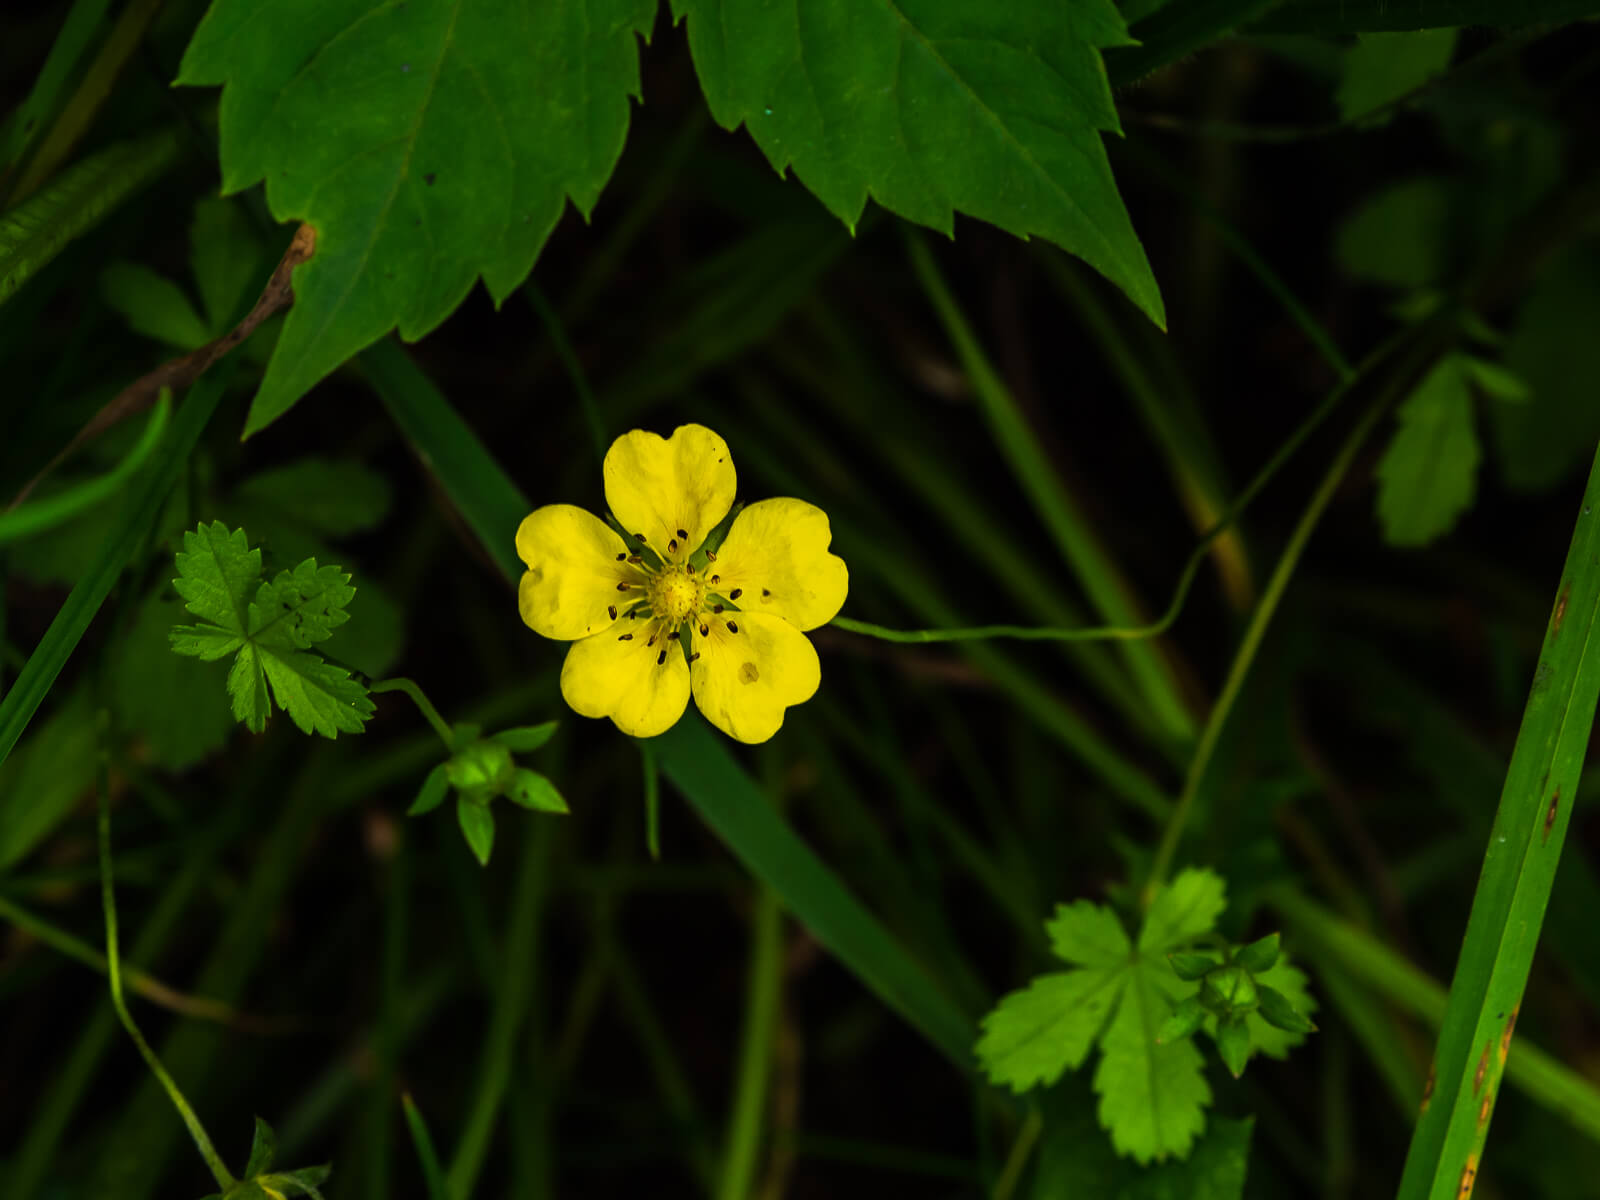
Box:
[516,425,848,743]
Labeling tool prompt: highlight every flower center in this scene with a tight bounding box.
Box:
[648,566,704,625]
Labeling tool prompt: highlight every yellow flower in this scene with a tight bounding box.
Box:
[516,425,848,743]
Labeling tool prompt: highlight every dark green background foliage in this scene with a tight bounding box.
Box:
[4,0,1600,1197]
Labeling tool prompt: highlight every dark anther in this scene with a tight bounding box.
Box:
[686,563,696,575]
[729,588,743,600]
[616,552,626,561]
[689,652,701,662]
[636,533,647,541]
[726,620,739,633]
[713,604,724,613]
[607,605,618,620]
[677,528,688,540]
[710,574,721,584]
[617,582,630,591]
[656,650,668,665]
[762,588,771,597]
[707,551,717,562]
[647,634,657,647]
[668,630,680,640]
[618,633,633,641]
[628,555,642,565]
[630,609,642,619]
[699,624,709,636]
[668,539,678,554]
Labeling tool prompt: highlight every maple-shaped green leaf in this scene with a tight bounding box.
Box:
[170,521,374,736]
[978,869,1227,1163]
[176,0,657,435]
[1375,353,1481,547]
[669,0,1164,328]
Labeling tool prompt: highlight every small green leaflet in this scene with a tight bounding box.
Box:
[977,869,1227,1164]
[1336,31,1458,122]
[668,0,1165,328]
[176,0,657,435]
[1375,353,1482,547]
[169,522,374,737]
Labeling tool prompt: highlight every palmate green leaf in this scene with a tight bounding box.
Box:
[176,0,657,435]
[1375,354,1481,547]
[99,261,211,350]
[979,869,1226,1162]
[670,0,1165,327]
[170,522,373,736]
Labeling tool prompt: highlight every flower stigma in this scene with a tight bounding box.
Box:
[647,564,705,626]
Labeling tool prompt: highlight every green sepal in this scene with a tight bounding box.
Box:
[690,501,743,567]
[1215,1015,1251,1079]
[604,514,665,570]
[457,797,495,866]
[1233,933,1280,975]
[490,722,558,753]
[408,763,449,817]
[445,738,514,795]
[1256,983,1318,1034]
[1167,952,1217,982]
[507,768,568,814]
[255,1165,331,1199]
[244,1116,276,1177]
[1156,995,1206,1045]
[1208,965,1259,1013]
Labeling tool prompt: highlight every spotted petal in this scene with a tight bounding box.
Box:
[691,612,820,743]
[711,498,848,631]
[603,425,735,558]
[561,626,691,738]
[517,504,637,641]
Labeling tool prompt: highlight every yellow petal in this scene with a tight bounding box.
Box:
[691,612,820,744]
[603,425,735,557]
[711,498,848,631]
[561,624,691,738]
[516,504,638,640]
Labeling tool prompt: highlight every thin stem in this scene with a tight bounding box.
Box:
[97,715,235,1192]
[642,743,662,861]
[1143,346,1427,898]
[716,887,782,1200]
[371,676,455,750]
[990,1110,1042,1200]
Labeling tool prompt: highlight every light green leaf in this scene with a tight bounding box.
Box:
[176,0,657,435]
[1095,958,1212,1163]
[169,522,373,737]
[978,970,1128,1092]
[99,261,210,349]
[1336,30,1457,121]
[457,797,495,866]
[669,0,1165,327]
[1033,1093,1252,1200]
[1047,899,1134,965]
[1336,177,1450,290]
[1375,354,1481,547]
[1139,868,1228,953]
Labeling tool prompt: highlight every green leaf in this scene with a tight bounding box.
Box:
[978,970,1128,1093]
[490,723,558,754]
[1233,932,1279,974]
[1224,957,1317,1062]
[176,0,657,435]
[1139,868,1228,953]
[670,0,1165,327]
[1256,983,1317,1035]
[0,129,180,308]
[1033,1094,1253,1200]
[243,1117,276,1177]
[1156,995,1206,1045]
[99,261,210,349]
[1463,357,1529,405]
[169,522,374,737]
[1492,249,1600,492]
[506,769,568,815]
[1047,899,1135,965]
[456,797,495,866]
[1250,0,1600,34]
[1214,1015,1250,1078]
[1094,956,1212,1163]
[409,763,450,817]
[232,459,393,539]
[1336,176,1450,290]
[1167,953,1217,982]
[0,691,96,872]
[112,590,235,769]
[191,196,263,331]
[1375,354,1481,547]
[1336,30,1457,121]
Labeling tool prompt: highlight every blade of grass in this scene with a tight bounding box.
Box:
[0,367,229,771]
[0,127,179,307]
[403,1094,451,1200]
[905,229,1196,745]
[716,885,782,1200]
[0,0,113,182]
[1397,443,1600,1198]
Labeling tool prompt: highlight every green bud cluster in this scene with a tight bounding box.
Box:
[1156,932,1316,1078]
[408,721,568,866]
